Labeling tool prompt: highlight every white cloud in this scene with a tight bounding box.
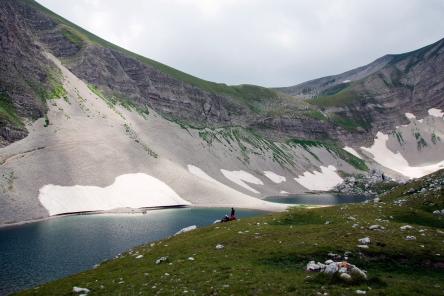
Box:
[37,0,444,86]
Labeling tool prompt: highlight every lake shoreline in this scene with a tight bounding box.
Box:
[0,208,267,295]
[0,203,291,230]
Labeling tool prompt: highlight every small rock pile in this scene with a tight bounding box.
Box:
[334,169,396,195]
[403,176,444,196]
[306,260,367,283]
[433,209,444,216]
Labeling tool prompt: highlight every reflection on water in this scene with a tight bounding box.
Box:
[0,208,264,295]
[264,193,373,205]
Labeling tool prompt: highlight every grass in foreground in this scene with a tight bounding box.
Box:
[18,171,444,295]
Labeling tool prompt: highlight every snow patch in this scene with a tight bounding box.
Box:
[187,164,219,185]
[428,108,444,118]
[263,171,286,183]
[220,169,264,194]
[405,112,416,120]
[361,132,444,178]
[280,190,289,194]
[39,173,190,216]
[342,80,351,83]
[294,165,343,191]
[343,146,363,159]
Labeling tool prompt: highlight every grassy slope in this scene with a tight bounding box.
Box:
[0,92,23,127]
[19,171,444,295]
[24,0,281,108]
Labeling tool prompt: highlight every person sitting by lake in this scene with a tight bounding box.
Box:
[221,215,230,222]
[221,208,237,223]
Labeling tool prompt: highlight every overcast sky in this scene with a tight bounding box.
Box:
[37,0,444,87]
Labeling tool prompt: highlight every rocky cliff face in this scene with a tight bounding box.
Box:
[0,0,443,148]
[279,39,444,145]
[0,0,399,149]
[275,55,393,99]
[0,0,57,145]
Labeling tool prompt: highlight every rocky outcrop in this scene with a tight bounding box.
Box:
[278,38,444,146]
[276,55,393,99]
[0,0,443,149]
[0,0,62,145]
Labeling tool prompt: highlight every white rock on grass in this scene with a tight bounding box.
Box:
[174,225,197,236]
[306,261,367,283]
[188,257,195,261]
[356,290,367,295]
[357,245,369,249]
[358,237,371,245]
[136,255,143,259]
[369,225,384,230]
[306,261,325,272]
[340,273,352,281]
[433,210,444,216]
[400,225,413,231]
[215,244,224,250]
[155,256,168,264]
[73,287,90,294]
[405,236,416,241]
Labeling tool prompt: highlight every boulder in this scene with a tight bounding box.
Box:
[369,225,384,230]
[306,260,367,283]
[155,256,168,264]
[358,237,370,245]
[73,287,90,294]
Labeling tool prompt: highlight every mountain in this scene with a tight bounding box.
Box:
[0,0,443,226]
[277,38,444,145]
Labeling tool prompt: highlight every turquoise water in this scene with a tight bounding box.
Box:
[0,208,264,295]
[264,193,372,205]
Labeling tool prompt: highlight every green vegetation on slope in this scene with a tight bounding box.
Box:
[0,92,23,127]
[304,109,327,121]
[26,68,67,102]
[21,0,281,109]
[199,127,295,167]
[286,138,368,171]
[20,170,444,295]
[87,84,149,118]
[309,86,361,108]
[319,82,350,96]
[306,83,374,132]
[329,114,371,132]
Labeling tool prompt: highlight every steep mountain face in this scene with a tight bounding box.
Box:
[278,39,444,145]
[0,0,443,226]
[0,0,377,148]
[275,55,393,99]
